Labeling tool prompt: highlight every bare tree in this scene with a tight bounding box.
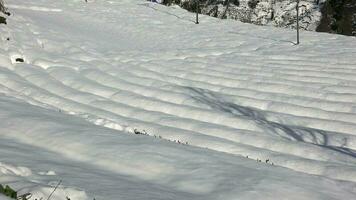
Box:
[270,0,275,20]
[221,0,230,19]
[296,0,300,44]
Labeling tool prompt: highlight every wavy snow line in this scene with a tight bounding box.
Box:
[7,5,62,12]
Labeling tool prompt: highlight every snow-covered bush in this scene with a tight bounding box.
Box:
[0,0,4,12]
[162,0,354,36]
[0,184,17,199]
[0,16,5,24]
[0,0,6,14]
[247,0,259,9]
[0,0,9,25]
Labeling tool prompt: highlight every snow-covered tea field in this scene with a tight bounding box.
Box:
[0,0,356,199]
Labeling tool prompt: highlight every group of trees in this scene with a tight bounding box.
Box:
[159,0,284,21]
[317,0,356,36]
[159,0,355,36]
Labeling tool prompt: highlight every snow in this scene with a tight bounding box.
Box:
[0,0,356,199]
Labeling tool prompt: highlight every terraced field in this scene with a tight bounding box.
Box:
[0,0,356,199]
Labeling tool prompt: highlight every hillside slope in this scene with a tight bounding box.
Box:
[0,0,356,199]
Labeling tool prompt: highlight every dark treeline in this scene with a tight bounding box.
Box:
[160,0,355,37]
[317,0,356,36]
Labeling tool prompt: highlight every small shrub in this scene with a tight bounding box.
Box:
[0,184,17,199]
[15,58,25,63]
[0,0,5,13]
[133,129,148,135]
[0,16,5,24]
[162,0,181,6]
[0,0,9,16]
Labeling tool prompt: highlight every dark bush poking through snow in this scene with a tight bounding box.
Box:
[0,16,5,24]
[0,0,9,16]
[0,184,17,199]
[0,0,10,25]
[159,0,356,36]
[0,0,5,13]
[15,58,25,63]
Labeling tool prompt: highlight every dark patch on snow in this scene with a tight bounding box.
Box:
[187,87,356,158]
[248,0,259,9]
[317,0,356,36]
[0,16,6,24]
[15,58,24,63]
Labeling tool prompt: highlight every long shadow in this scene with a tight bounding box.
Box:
[138,3,196,23]
[186,87,356,158]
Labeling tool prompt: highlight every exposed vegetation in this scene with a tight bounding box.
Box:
[0,0,9,15]
[160,0,355,36]
[247,0,259,9]
[317,0,356,36]
[0,16,5,24]
[160,0,323,31]
[0,0,9,25]
[0,0,5,13]
[0,184,17,199]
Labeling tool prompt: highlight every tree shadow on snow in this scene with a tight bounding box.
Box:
[186,87,356,158]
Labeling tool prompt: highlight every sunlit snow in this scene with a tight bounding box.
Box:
[0,0,356,199]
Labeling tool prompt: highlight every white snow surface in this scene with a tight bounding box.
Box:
[0,0,356,199]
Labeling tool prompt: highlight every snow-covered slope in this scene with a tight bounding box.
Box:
[0,0,356,199]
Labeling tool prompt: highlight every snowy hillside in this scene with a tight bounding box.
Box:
[1,0,356,199]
